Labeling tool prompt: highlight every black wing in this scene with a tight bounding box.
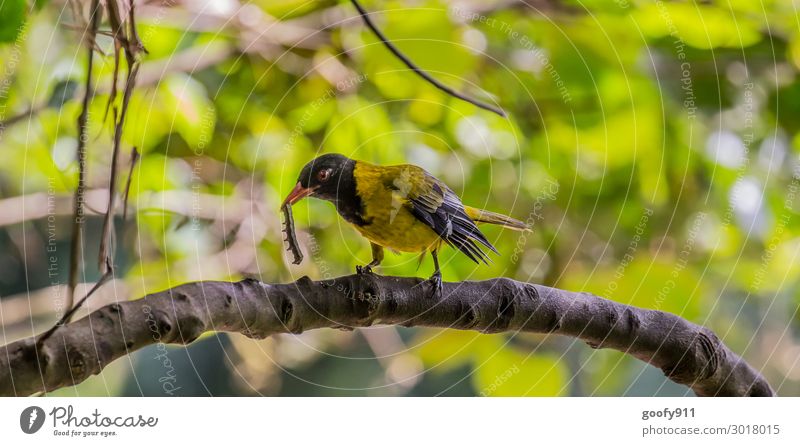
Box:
[394,166,498,264]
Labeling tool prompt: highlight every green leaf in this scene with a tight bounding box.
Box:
[414,329,484,373]
[635,3,761,49]
[129,153,192,199]
[47,79,79,108]
[324,96,400,160]
[253,0,320,19]
[416,331,569,396]
[563,256,705,322]
[119,90,170,153]
[0,0,26,43]
[158,73,216,150]
[473,347,569,396]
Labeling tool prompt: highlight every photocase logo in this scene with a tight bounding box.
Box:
[20,406,45,434]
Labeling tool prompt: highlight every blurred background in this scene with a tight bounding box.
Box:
[1,0,799,396]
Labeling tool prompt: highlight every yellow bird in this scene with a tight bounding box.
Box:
[283,153,529,295]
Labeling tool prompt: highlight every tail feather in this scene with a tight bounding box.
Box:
[464,206,530,232]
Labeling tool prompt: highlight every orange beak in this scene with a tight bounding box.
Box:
[282,182,315,207]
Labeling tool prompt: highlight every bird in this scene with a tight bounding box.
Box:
[282,153,530,297]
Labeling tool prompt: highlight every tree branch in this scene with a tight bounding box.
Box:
[350,0,506,117]
[0,274,773,396]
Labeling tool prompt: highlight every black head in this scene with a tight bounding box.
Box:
[283,153,355,205]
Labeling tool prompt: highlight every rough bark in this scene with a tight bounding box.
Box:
[0,274,774,396]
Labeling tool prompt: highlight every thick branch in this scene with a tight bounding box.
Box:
[0,275,773,396]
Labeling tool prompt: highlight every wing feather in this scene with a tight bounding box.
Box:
[388,165,497,264]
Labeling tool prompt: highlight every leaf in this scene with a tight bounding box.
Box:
[324,96,399,160]
[0,0,26,43]
[414,329,484,373]
[635,3,761,49]
[253,0,319,19]
[581,349,634,396]
[158,73,216,150]
[128,153,192,199]
[47,79,79,108]
[473,347,569,396]
[563,257,705,322]
[120,90,170,153]
[415,330,569,396]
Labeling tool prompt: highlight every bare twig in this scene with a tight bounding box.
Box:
[0,280,127,332]
[349,0,506,117]
[66,0,102,314]
[98,0,144,273]
[36,264,115,344]
[0,104,47,128]
[0,274,773,397]
[97,61,139,271]
[121,146,139,221]
[101,41,121,128]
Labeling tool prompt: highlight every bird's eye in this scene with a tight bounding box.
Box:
[317,168,332,182]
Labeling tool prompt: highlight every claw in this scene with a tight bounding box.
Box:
[428,271,443,299]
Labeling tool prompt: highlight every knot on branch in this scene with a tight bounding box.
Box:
[455,300,479,330]
[483,278,519,333]
[144,307,173,338]
[661,329,723,385]
[242,281,302,337]
[176,314,205,344]
[66,345,88,381]
[345,274,382,325]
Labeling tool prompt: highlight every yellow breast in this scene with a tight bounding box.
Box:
[352,162,441,252]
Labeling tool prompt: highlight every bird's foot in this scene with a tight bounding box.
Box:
[427,271,443,299]
[356,265,373,275]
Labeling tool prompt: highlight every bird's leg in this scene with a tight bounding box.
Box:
[428,249,443,299]
[357,242,384,274]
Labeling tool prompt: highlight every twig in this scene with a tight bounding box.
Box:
[37,262,114,344]
[0,279,126,331]
[0,104,46,128]
[0,274,774,397]
[121,146,139,221]
[98,0,143,272]
[349,0,506,117]
[97,61,139,271]
[101,41,121,128]
[66,0,102,314]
